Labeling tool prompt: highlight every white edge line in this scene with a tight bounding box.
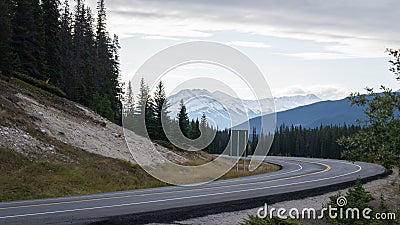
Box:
[0,159,302,206]
[0,163,362,219]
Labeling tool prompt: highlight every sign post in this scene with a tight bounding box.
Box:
[231,130,249,172]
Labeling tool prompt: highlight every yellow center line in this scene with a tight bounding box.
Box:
[0,160,331,211]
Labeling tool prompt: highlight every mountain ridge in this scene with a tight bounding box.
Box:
[235,97,367,133]
[167,89,322,128]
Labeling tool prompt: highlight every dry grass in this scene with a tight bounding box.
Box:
[0,146,169,202]
[221,159,280,180]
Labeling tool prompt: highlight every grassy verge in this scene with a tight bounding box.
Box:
[221,159,280,180]
[0,144,279,202]
[0,147,168,202]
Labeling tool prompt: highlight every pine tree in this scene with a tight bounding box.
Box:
[177,99,190,138]
[42,0,61,83]
[93,0,123,124]
[33,0,48,77]
[12,0,46,79]
[136,78,149,115]
[94,0,110,91]
[96,0,106,36]
[110,34,123,124]
[125,81,134,117]
[250,127,258,155]
[68,0,84,100]
[135,78,155,137]
[200,113,207,130]
[123,81,135,131]
[59,0,73,90]
[153,81,169,140]
[189,119,200,139]
[0,0,14,75]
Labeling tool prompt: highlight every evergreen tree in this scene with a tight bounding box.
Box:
[33,0,48,77]
[0,0,14,75]
[177,99,190,138]
[110,34,123,124]
[125,81,134,117]
[42,0,61,83]
[135,78,155,137]
[59,0,73,89]
[123,81,135,131]
[189,119,201,139]
[325,180,373,225]
[94,0,110,92]
[136,78,149,115]
[92,0,123,124]
[200,113,210,151]
[12,0,46,79]
[250,127,258,155]
[153,81,169,140]
[200,113,207,131]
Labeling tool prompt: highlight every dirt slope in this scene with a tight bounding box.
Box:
[0,77,188,166]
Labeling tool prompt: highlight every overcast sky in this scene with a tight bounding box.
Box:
[79,0,399,100]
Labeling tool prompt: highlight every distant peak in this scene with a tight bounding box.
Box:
[212,90,234,97]
[275,94,321,100]
[175,89,211,95]
[305,94,321,99]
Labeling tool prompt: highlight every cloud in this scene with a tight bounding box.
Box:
[100,0,400,58]
[272,85,352,100]
[226,41,271,49]
[278,52,355,60]
[142,35,181,41]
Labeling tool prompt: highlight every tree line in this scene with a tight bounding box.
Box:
[0,0,123,124]
[267,124,362,158]
[204,124,362,159]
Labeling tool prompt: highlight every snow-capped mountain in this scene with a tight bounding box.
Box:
[166,89,321,129]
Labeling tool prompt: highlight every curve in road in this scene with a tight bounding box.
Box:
[0,156,386,225]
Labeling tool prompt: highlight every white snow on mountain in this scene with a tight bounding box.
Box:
[166,89,321,128]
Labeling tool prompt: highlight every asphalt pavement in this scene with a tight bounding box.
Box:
[0,156,386,225]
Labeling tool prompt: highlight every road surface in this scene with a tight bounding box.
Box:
[0,156,386,225]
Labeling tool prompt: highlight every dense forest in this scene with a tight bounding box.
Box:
[267,124,362,158]
[204,124,362,159]
[0,0,123,124]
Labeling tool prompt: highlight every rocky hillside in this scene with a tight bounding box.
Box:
[0,76,193,166]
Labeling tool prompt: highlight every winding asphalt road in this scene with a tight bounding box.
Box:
[0,156,386,225]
